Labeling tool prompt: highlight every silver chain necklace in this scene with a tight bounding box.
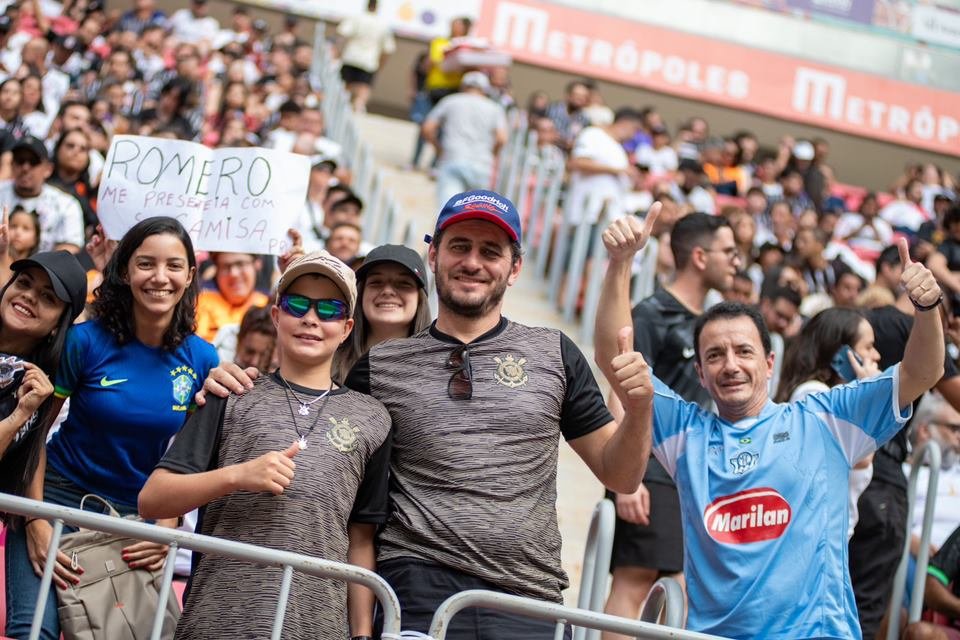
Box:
[277,372,332,416]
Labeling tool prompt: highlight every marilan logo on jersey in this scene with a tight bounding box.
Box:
[703,488,791,544]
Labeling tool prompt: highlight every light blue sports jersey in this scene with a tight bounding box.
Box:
[652,365,911,640]
[48,320,218,508]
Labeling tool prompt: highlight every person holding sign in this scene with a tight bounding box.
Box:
[9,216,218,640]
[140,251,392,640]
[594,219,946,640]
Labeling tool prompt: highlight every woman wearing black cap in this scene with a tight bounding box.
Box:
[333,244,431,381]
[0,250,86,471]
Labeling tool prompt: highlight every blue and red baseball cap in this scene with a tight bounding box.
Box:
[426,190,522,246]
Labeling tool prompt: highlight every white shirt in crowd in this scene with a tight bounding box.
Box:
[880,199,931,232]
[168,9,221,45]
[635,144,678,175]
[833,213,894,257]
[337,10,396,73]
[0,181,85,250]
[567,126,630,225]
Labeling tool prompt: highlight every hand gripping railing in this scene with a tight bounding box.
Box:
[0,492,402,640]
[427,589,730,640]
[572,498,615,640]
[640,577,686,629]
[886,440,942,640]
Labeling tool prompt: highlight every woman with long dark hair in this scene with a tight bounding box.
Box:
[48,128,97,230]
[775,306,881,541]
[5,217,218,640]
[0,251,86,484]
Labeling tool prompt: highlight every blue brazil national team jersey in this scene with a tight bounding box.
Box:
[652,365,910,640]
[48,320,218,508]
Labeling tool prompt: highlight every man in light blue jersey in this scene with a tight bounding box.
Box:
[595,212,946,640]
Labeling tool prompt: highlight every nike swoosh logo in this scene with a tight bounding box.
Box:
[100,376,128,387]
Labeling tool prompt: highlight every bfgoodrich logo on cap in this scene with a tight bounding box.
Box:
[451,193,510,212]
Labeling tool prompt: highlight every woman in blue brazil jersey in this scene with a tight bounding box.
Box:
[5,217,218,640]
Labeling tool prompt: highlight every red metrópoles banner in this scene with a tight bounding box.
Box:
[475,0,960,156]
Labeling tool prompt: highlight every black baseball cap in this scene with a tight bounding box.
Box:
[11,135,48,162]
[356,245,427,290]
[11,251,88,320]
[678,158,704,174]
[331,193,363,212]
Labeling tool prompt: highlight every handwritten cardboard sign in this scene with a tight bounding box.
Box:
[97,135,310,254]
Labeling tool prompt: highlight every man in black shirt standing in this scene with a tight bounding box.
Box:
[854,296,960,640]
[601,211,740,638]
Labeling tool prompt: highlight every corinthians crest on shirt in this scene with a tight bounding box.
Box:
[170,365,199,412]
[494,354,528,388]
[703,487,792,544]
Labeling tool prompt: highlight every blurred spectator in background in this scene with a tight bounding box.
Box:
[169,0,220,45]
[670,159,715,215]
[196,252,269,343]
[423,16,471,106]
[326,222,364,266]
[337,0,396,114]
[883,178,933,234]
[566,107,644,226]
[422,71,507,206]
[634,125,677,176]
[546,79,590,152]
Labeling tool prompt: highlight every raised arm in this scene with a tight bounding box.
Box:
[568,327,654,493]
[593,204,660,389]
[899,238,946,408]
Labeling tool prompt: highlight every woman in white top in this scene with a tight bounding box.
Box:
[776,307,881,539]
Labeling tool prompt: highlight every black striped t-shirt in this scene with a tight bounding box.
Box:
[157,374,391,640]
[346,318,612,602]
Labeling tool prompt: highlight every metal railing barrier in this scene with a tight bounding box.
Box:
[0,492,402,640]
[640,577,685,629]
[886,440,942,640]
[572,498,615,640]
[428,589,731,640]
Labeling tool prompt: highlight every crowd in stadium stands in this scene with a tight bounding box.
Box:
[0,0,956,639]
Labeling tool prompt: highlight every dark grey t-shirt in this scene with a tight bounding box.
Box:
[157,374,391,640]
[346,318,612,602]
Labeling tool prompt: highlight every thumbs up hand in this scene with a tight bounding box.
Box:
[899,237,942,309]
[237,440,299,495]
[610,326,653,412]
[602,203,661,263]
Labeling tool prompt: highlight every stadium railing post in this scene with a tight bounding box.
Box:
[887,440,942,639]
[572,498,615,640]
[0,493,405,640]
[639,577,686,629]
[428,588,731,640]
